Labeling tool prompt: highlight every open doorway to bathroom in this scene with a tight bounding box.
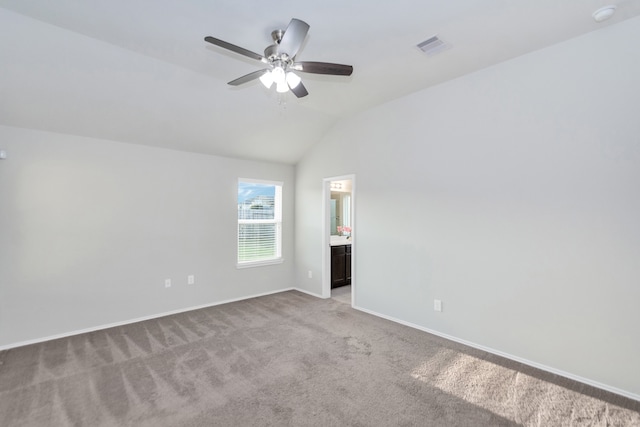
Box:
[323,175,355,305]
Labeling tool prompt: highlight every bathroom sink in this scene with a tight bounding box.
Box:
[330,235,352,246]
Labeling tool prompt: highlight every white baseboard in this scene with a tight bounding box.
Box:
[352,304,640,403]
[292,287,324,299]
[0,287,297,352]
[3,288,637,403]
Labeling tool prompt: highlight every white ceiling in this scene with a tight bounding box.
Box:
[1,1,639,164]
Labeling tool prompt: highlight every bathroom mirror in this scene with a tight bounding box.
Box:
[330,180,352,235]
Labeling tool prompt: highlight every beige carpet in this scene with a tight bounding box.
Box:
[1,290,638,426]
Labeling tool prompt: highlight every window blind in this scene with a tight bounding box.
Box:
[237,180,282,266]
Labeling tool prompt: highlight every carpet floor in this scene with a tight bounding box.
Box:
[1,290,638,426]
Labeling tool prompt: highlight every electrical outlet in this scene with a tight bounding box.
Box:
[188,275,195,285]
[165,279,171,288]
[308,270,313,279]
[434,299,442,312]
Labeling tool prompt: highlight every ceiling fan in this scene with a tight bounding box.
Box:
[204,18,353,98]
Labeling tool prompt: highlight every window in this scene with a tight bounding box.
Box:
[237,179,283,267]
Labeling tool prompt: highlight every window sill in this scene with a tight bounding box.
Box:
[236,258,284,269]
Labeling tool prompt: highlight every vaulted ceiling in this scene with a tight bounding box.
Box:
[1,1,638,164]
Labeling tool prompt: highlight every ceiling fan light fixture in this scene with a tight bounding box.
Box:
[286,72,301,89]
[272,66,288,92]
[276,80,289,93]
[259,70,274,88]
[272,66,286,84]
[205,18,353,99]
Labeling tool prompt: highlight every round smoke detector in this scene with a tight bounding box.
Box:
[593,5,617,23]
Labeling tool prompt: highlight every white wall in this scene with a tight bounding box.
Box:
[0,125,295,347]
[295,18,640,398]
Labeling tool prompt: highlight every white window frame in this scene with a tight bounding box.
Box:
[237,178,283,268]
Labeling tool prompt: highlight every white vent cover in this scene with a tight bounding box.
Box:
[417,35,451,56]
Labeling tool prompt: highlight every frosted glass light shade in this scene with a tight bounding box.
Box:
[286,72,301,89]
[272,67,285,85]
[261,67,291,93]
[259,71,273,88]
[276,81,288,93]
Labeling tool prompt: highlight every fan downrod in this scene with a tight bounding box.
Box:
[271,29,285,44]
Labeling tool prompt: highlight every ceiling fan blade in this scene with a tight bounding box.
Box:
[228,69,269,86]
[277,19,310,58]
[289,81,309,98]
[293,61,353,76]
[204,36,265,62]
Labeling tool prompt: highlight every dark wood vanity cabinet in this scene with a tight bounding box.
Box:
[331,244,351,288]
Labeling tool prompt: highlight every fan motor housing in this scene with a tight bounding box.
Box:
[264,45,293,66]
[264,44,279,59]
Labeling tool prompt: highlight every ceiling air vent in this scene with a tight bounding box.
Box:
[417,35,451,56]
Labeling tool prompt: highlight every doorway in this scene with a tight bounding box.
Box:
[323,175,355,305]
